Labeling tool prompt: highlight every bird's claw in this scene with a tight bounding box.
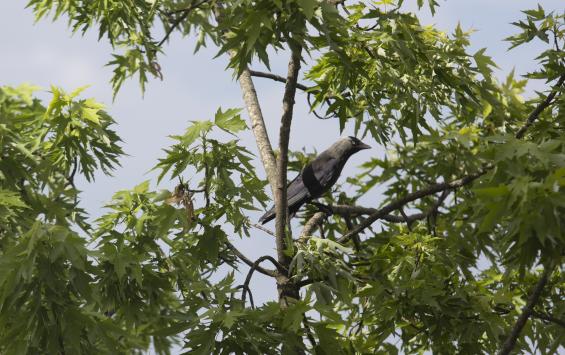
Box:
[310,201,334,216]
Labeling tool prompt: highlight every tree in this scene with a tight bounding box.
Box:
[0,0,564,353]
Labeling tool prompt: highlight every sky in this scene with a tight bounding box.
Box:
[0,0,563,319]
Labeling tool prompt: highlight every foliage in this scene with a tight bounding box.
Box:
[1,0,564,354]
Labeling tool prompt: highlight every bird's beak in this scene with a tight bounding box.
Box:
[358,142,371,150]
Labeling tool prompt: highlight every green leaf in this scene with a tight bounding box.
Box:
[311,237,353,254]
[296,0,317,20]
[214,108,246,134]
[133,180,150,194]
[69,85,91,99]
[181,120,213,146]
[152,322,193,336]
[474,48,498,77]
[81,107,101,125]
[0,189,28,208]
[198,226,223,263]
[473,185,509,198]
[282,301,310,331]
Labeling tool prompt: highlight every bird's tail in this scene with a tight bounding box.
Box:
[258,207,275,224]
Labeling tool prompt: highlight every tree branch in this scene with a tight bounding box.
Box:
[515,73,565,139]
[66,157,78,189]
[238,68,279,192]
[329,204,423,223]
[210,5,277,193]
[241,255,288,305]
[224,240,278,277]
[250,69,349,110]
[235,284,255,309]
[498,266,553,355]
[329,190,450,224]
[249,70,309,91]
[251,223,276,237]
[202,136,211,208]
[299,211,326,240]
[273,45,303,307]
[531,311,565,328]
[336,170,484,244]
[295,278,316,288]
[275,46,302,266]
[303,315,317,349]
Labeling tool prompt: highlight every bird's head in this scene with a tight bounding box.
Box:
[329,136,371,159]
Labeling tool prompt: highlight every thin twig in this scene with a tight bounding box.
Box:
[303,315,317,348]
[224,240,278,277]
[399,207,412,231]
[202,136,211,208]
[66,157,78,188]
[251,69,346,121]
[295,278,316,288]
[250,70,309,91]
[515,73,565,139]
[328,204,422,223]
[251,223,276,237]
[242,255,288,305]
[307,92,338,120]
[498,266,553,355]
[319,222,325,239]
[531,311,565,328]
[66,157,79,205]
[344,216,361,251]
[157,0,210,47]
[428,190,450,235]
[552,25,562,53]
[235,285,255,309]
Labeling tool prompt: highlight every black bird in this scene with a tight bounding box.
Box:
[259,136,371,224]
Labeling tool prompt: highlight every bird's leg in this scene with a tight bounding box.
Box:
[309,201,334,216]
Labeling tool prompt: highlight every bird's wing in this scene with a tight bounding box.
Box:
[312,155,340,186]
[301,155,340,198]
[258,173,309,224]
[286,173,309,208]
[258,156,341,224]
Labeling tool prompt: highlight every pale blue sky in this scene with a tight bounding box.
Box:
[1,0,563,309]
